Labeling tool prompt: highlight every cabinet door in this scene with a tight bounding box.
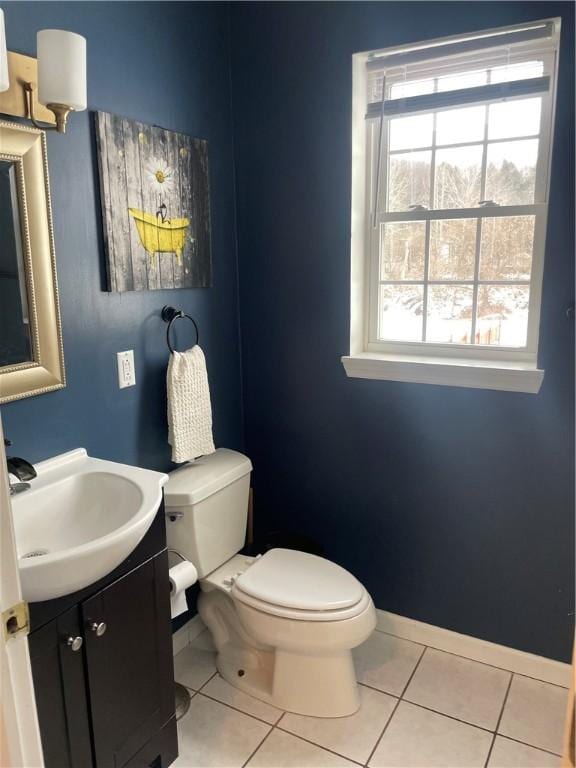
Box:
[28,606,93,768]
[81,554,175,768]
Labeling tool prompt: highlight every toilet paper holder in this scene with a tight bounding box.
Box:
[168,548,187,564]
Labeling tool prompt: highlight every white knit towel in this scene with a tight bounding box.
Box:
[167,346,215,464]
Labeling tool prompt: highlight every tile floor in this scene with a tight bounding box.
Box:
[172,627,568,768]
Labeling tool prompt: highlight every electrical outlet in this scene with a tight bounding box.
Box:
[117,350,136,389]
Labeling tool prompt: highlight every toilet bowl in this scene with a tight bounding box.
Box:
[198,548,376,717]
[164,449,376,717]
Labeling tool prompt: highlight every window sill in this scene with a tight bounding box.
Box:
[341,353,544,393]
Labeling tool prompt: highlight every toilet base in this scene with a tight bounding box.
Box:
[198,589,369,718]
[216,644,360,717]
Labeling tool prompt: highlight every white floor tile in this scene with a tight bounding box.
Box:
[173,694,270,768]
[369,701,493,768]
[247,729,358,767]
[279,684,397,764]
[488,736,561,767]
[173,630,217,691]
[498,675,568,754]
[354,631,424,696]
[404,648,511,729]
[202,674,284,724]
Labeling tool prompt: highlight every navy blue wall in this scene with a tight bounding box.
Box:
[1,1,573,662]
[230,2,575,661]
[1,1,244,470]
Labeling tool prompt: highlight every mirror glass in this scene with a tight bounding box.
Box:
[0,160,32,366]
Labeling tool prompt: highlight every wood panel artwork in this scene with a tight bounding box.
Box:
[95,111,212,291]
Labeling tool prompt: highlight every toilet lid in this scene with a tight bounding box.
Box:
[233,549,364,612]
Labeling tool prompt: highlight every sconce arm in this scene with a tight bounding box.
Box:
[24,82,72,134]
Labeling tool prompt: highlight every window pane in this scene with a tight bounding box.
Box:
[379,284,424,341]
[479,216,535,280]
[476,285,529,346]
[490,61,544,84]
[389,114,433,151]
[488,97,542,139]
[390,78,435,99]
[388,151,431,211]
[436,105,486,146]
[426,285,474,343]
[434,145,483,208]
[381,222,426,280]
[429,219,477,280]
[437,68,488,92]
[485,139,538,205]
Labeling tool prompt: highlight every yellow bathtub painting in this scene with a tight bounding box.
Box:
[128,208,190,263]
[95,111,212,292]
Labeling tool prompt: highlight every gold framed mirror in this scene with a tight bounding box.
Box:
[0,121,65,404]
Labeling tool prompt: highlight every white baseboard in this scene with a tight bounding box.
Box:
[172,614,205,656]
[376,609,571,688]
[171,608,570,688]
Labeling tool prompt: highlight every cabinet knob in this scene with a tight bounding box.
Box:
[89,621,107,637]
[66,636,83,652]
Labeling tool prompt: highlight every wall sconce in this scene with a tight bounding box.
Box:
[0,10,8,92]
[0,13,86,133]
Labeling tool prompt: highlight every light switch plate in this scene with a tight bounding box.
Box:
[117,350,136,389]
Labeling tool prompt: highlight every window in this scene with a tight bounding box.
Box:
[344,20,561,392]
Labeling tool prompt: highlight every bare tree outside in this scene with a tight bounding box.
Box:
[379,97,539,346]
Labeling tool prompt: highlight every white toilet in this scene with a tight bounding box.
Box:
[164,448,376,717]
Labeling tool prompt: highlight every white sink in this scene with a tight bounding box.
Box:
[11,449,168,602]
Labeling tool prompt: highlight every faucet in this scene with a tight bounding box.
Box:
[4,439,37,495]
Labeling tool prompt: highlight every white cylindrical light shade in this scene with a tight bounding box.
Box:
[0,10,9,93]
[37,29,86,111]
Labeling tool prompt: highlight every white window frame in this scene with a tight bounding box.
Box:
[344,20,561,393]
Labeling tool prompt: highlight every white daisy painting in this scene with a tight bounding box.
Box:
[95,111,212,291]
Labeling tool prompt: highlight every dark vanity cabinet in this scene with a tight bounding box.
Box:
[28,606,93,766]
[28,505,178,768]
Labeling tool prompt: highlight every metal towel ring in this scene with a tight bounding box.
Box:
[161,305,199,353]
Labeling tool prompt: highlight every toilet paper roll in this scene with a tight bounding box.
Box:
[169,560,198,619]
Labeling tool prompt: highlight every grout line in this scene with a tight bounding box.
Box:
[398,645,428,699]
[199,688,283,727]
[359,650,564,761]
[494,674,515,730]
[503,670,569,691]
[493,734,563,759]
[187,687,277,768]
[399,644,427,698]
[180,686,564,766]
[363,696,402,767]
[196,670,219,693]
[400,698,500,736]
[375,628,569,688]
[364,643,429,766]
[274,725,364,766]
[483,671,514,767]
[197,671,284,726]
[358,681,401,697]
[241,722,275,768]
[176,663,564,766]
[178,683,198,696]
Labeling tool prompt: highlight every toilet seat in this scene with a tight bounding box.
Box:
[231,585,372,621]
[231,548,368,621]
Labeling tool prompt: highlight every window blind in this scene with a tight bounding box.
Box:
[365,75,551,120]
[365,21,555,72]
[364,19,557,121]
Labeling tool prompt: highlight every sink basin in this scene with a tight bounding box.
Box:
[11,449,168,602]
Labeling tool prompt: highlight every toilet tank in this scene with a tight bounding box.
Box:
[164,449,252,578]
